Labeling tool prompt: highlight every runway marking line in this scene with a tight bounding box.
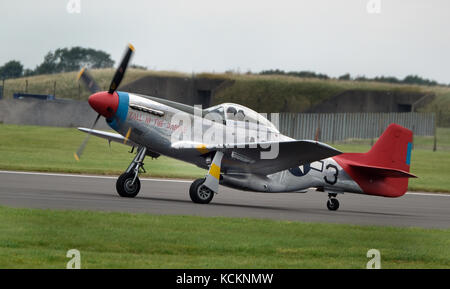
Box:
[0,170,192,183]
[0,170,449,197]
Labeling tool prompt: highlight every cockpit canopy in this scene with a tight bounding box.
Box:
[204,103,279,133]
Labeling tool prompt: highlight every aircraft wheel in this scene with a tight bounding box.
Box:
[327,198,339,211]
[189,178,214,204]
[116,173,141,198]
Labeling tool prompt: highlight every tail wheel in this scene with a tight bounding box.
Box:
[189,178,214,204]
[326,198,339,211]
[116,173,141,198]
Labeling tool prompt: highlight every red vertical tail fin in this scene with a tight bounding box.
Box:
[366,123,413,172]
[334,124,416,197]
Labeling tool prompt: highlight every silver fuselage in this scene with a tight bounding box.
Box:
[111,92,363,195]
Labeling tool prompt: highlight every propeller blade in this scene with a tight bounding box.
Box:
[108,44,134,94]
[74,114,101,161]
[123,127,132,144]
[77,67,101,94]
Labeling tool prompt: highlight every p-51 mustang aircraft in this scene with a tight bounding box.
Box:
[75,44,416,211]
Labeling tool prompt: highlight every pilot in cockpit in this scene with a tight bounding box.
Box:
[235,109,245,121]
[226,107,237,120]
[226,106,247,122]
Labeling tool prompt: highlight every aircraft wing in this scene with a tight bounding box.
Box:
[77,128,137,146]
[172,140,342,175]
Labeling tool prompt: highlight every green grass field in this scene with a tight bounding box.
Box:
[0,124,205,179]
[0,124,449,192]
[0,206,448,269]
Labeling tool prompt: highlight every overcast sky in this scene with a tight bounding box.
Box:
[1,0,449,83]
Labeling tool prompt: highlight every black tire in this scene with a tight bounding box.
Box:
[327,198,340,211]
[189,178,214,204]
[116,173,141,198]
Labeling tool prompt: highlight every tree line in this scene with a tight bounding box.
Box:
[260,69,442,86]
[0,47,115,80]
[0,49,443,87]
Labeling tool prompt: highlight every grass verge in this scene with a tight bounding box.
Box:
[0,124,205,179]
[0,206,448,269]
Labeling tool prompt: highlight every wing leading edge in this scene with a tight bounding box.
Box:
[77,128,137,146]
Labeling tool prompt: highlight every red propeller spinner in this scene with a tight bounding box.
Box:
[88,91,119,119]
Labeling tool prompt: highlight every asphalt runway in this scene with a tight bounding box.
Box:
[0,171,449,229]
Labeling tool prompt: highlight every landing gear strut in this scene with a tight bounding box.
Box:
[326,193,339,211]
[116,146,147,198]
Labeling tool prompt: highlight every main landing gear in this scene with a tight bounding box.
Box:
[326,193,340,211]
[189,178,214,204]
[116,146,147,198]
[189,151,223,204]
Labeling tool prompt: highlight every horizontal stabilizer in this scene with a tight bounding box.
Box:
[347,162,417,178]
